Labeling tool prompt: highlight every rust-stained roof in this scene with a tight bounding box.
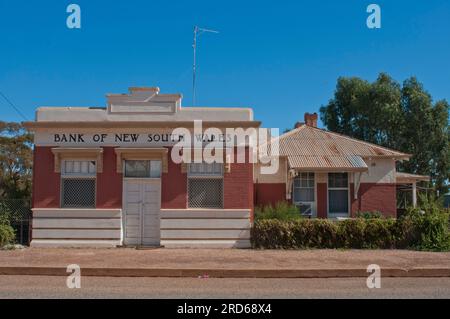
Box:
[275,124,410,158]
[287,155,368,171]
[261,124,410,170]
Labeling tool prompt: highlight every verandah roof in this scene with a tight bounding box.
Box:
[287,155,368,172]
[396,172,430,183]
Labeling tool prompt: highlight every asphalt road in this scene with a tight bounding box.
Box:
[0,275,449,298]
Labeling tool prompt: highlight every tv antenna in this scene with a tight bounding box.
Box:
[192,26,219,105]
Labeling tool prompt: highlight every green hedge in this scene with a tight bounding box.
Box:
[251,210,450,251]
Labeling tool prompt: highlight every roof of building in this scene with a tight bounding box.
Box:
[287,155,368,171]
[278,124,410,157]
[396,172,430,183]
[264,124,410,171]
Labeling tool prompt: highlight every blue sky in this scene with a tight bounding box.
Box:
[0,0,449,130]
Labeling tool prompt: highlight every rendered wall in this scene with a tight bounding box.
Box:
[160,209,251,248]
[30,209,122,248]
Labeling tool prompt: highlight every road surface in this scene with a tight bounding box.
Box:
[0,275,449,298]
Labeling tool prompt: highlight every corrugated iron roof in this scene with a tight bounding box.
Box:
[287,155,368,171]
[396,172,430,182]
[275,125,410,158]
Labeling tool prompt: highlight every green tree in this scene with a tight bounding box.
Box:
[320,73,403,148]
[0,122,33,199]
[320,73,449,195]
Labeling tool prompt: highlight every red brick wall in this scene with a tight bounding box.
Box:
[350,183,397,218]
[224,148,254,209]
[254,183,285,207]
[32,146,60,208]
[32,145,256,211]
[96,147,122,208]
[316,183,328,218]
[161,153,187,209]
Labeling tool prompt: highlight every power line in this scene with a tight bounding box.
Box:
[0,91,29,121]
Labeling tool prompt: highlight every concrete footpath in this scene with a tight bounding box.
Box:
[0,248,449,278]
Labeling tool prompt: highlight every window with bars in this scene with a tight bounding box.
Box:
[187,163,223,208]
[61,160,96,208]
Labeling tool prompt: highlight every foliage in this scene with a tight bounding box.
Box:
[252,203,450,251]
[398,194,450,251]
[360,218,396,249]
[0,199,31,224]
[0,201,13,225]
[0,205,15,246]
[252,218,399,249]
[336,219,367,248]
[254,202,301,221]
[355,211,382,219]
[0,122,33,199]
[320,73,449,196]
[0,224,15,247]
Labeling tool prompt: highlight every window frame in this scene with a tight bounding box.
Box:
[60,159,97,208]
[327,172,350,217]
[292,172,315,217]
[123,160,162,179]
[187,162,224,178]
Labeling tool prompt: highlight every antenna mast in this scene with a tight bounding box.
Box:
[192,26,219,105]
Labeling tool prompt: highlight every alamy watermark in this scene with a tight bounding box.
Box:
[66,264,81,289]
[170,120,279,175]
[66,4,81,29]
[366,264,381,289]
[367,4,381,29]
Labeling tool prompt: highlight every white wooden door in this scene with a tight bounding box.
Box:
[123,179,161,246]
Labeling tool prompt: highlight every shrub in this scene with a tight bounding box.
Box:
[301,219,337,248]
[0,205,16,247]
[251,213,449,251]
[336,219,366,248]
[402,207,450,251]
[0,202,12,226]
[0,224,15,247]
[251,219,294,249]
[363,218,396,249]
[254,202,301,221]
[356,211,382,219]
[251,194,450,251]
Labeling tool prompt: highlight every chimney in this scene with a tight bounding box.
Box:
[294,122,303,129]
[304,112,318,127]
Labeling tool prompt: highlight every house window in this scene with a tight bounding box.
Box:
[328,172,349,215]
[124,160,161,178]
[61,160,96,208]
[188,163,223,208]
[293,172,315,216]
